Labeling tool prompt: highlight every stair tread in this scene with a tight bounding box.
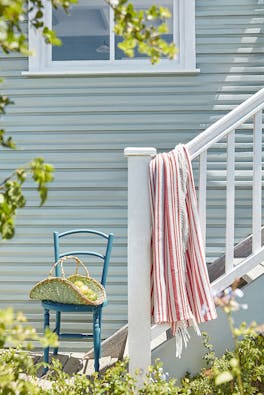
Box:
[82,356,118,376]
[243,263,264,282]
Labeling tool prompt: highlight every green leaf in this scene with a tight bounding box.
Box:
[30,157,54,205]
[215,371,233,386]
[109,0,177,64]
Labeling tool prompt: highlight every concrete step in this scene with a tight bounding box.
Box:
[81,356,118,376]
[29,351,118,377]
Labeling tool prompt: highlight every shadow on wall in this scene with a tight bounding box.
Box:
[152,274,264,379]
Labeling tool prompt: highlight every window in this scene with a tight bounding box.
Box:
[27,0,197,75]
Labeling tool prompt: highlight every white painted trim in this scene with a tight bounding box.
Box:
[211,246,264,293]
[28,11,41,72]
[151,324,170,342]
[179,0,196,70]
[109,6,115,62]
[225,131,235,274]
[44,0,52,69]
[173,0,179,54]
[22,68,200,77]
[151,329,168,350]
[124,147,157,381]
[198,151,207,249]
[252,110,263,253]
[124,147,157,157]
[26,0,197,75]
[243,263,264,283]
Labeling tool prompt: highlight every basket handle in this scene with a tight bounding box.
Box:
[49,255,90,278]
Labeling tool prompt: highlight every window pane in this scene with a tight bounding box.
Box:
[52,1,110,61]
[115,0,173,60]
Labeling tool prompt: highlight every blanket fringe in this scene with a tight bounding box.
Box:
[175,317,201,358]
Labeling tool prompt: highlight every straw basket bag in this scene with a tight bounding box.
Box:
[29,255,106,306]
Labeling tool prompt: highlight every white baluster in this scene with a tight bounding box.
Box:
[225,131,235,273]
[198,151,207,249]
[252,110,263,253]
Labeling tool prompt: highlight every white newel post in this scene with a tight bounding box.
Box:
[124,147,157,381]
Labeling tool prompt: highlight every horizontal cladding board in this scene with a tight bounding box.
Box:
[3,123,257,132]
[2,149,260,168]
[197,28,264,34]
[2,78,264,93]
[197,37,264,44]
[6,93,258,106]
[197,8,264,15]
[4,102,262,114]
[0,115,260,132]
[198,0,263,5]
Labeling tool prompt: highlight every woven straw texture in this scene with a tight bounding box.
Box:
[29,256,106,306]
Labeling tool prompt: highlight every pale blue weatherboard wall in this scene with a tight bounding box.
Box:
[0,0,263,351]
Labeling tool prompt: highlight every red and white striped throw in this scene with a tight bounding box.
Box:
[149,145,217,357]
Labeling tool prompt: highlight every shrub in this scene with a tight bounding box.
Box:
[0,282,263,394]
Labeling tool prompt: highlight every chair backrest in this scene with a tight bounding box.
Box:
[53,229,114,288]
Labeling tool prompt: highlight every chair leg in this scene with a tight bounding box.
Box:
[43,309,50,374]
[98,308,102,359]
[53,311,61,355]
[93,309,101,372]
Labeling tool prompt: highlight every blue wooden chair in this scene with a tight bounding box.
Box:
[42,229,114,373]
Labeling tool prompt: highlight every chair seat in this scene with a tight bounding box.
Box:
[42,299,108,312]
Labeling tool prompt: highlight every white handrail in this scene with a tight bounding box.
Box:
[186,87,264,160]
[125,88,264,376]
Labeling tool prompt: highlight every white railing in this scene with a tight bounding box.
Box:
[186,87,264,289]
[124,87,264,380]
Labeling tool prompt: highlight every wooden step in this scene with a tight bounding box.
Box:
[242,262,264,283]
[20,353,119,391]
[85,324,128,360]
[81,356,118,376]
[29,351,118,377]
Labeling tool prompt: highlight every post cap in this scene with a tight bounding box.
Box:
[124,147,157,157]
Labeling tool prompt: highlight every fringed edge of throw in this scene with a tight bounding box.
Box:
[174,316,201,358]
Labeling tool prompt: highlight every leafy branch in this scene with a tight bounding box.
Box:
[107,0,177,64]
[0,0,176,240]
[0,158,54,239]
[0,0,77,56]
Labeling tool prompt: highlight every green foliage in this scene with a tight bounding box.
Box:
[1,284,263,395]
[0,307,58,350]
[0,0,77,55]
[0,308,58,395]
[0,158,54,239]
[30,158,54,205]
[89,359,136,394]
[0,0,28,55]
[0,0,66,240]
[0,129,16,149]
[107,0,177,64]
[46,358,137,395]
[176,331,264,395]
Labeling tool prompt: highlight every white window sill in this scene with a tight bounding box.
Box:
[22,60,200,77]
[22,69,200,77]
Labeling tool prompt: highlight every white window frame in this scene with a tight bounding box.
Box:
[26,0,198,76]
